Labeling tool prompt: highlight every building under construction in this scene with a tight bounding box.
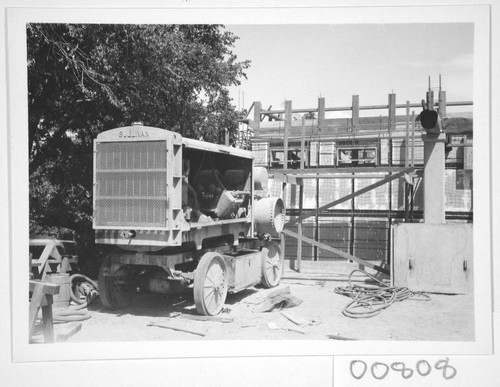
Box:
[241,86,473,292]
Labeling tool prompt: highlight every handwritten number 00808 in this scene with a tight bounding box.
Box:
[350,358,457,380]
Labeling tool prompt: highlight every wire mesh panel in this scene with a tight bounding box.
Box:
[252,142,269,167]
[354,173,390,210]
[353,219,388,262]
[445,169,473,211]
[94,141,168,228]
[317,216,351,261]
[319,178,352,210]
[284,218,315,261]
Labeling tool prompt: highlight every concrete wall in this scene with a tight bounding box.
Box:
[392,223,473,294]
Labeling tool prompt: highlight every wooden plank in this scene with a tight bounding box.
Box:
[29,281,60,295]
[287,167,414,226]
[178,314,234,323]
[282,229,389,275]
[147,322,206,337]
[56,322,82,342]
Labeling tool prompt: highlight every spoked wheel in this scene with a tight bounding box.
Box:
[193,252,228,316]
[260,241,283,288]
[98,255,134,310]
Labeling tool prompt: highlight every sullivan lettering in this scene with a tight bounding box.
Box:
[118,128,150,138]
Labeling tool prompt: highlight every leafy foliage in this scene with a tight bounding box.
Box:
[28,23,249,271]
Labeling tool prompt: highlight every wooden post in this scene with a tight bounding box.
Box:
[318,97,325,130]
[352,95,359,132]
[388,93,396,133]
[404,101,411,222]
[281,181,287,268]
[315,176,319,261]
[439,90,447,117]
[426,90,434,110]
[405,101,410,168]
[297,184,303,273]
[300,116,306,170]
[253,101,261,130]
[350,174,355,256]
[411,111,415,167]
[284,100,291,169]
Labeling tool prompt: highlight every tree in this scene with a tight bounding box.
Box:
[28,24,250,271]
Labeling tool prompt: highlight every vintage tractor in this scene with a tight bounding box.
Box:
[93,123,285,315]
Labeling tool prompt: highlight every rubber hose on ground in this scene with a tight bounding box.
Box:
[70,274,99,305]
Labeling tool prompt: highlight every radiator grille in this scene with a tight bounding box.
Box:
[94,141,168,227]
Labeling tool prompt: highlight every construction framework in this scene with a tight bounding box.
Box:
[244,89,473,275]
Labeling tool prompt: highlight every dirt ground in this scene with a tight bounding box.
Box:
[59,269,475,343]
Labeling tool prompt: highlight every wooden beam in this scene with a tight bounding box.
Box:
[281,181,287,268]
[272,173,304,186]
[260,110,285,121]
[388,93,396,132]
[426,90,434,110]
[253,101,261,128]
[287,167,414,226]
[411,111,416,167]
[282,229,390,275]
[258,100,471,115]
[405,101,410,168]
[29,281,60,295]
[352,95,359,129]
[439,90,447,117]
[318,97,325,129]
[273,166,414,176]
[297,184,304,273]
[300,116,305,170]
[284,100,291,169]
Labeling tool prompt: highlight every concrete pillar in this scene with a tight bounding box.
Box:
[422,133,447,224]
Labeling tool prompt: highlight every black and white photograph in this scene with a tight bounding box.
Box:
[2,1,499,386]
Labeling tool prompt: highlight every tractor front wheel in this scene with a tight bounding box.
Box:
[193,252,228,316]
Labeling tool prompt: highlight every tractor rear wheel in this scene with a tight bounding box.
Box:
[98,255,134,309]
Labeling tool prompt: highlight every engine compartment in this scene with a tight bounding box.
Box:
[181,148,252,223]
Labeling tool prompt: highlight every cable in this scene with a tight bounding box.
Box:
[334,269,430,318]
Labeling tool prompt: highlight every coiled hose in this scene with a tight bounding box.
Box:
[334,269,430,318]
[51,274,99,323]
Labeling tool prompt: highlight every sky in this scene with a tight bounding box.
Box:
[226,23,474,117]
